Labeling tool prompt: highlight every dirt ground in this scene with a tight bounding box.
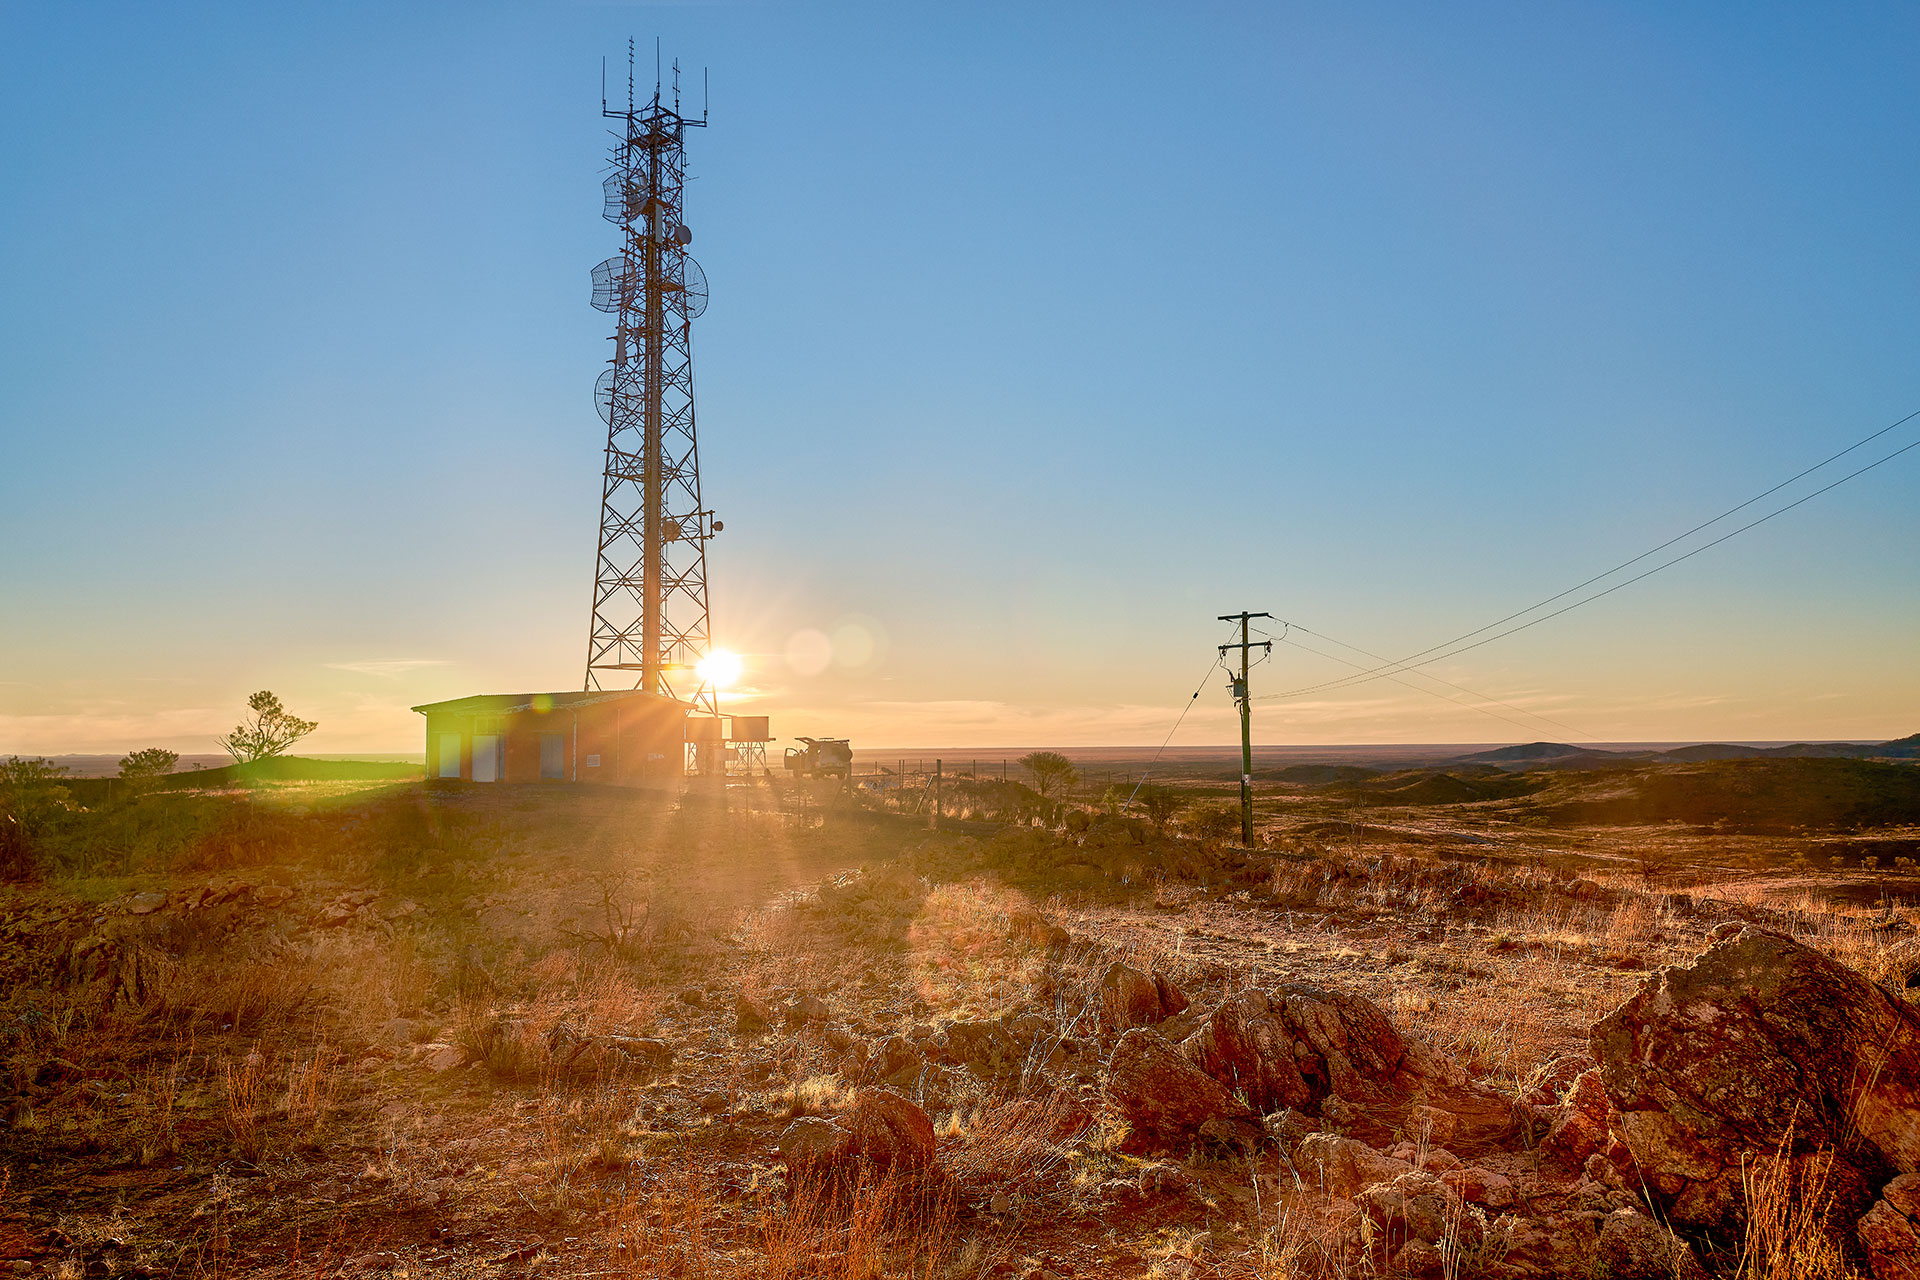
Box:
[4,776,1918,1278]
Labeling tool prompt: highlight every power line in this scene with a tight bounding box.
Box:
[1122,624,1237,811]
[1257,622,1599,741]
[1262,417,1920,702]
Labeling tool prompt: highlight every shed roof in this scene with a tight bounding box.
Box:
[410,689,692,717]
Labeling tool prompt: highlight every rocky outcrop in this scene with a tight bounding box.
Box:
[1294,1132,1413,1197]
[1594,927,1920,1231]
[777,1089,939,1192]
[1179,984,1519,1149]
[1594,1208,1706,1280]
[1356,1171,1477,1274]
[1104,1028,1253,1147]
[1098,962,1187,1031]
[1861,1174,1920,1280]
[1540,1068,1612,1164]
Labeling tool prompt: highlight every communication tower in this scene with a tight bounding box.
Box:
[585,46,720,716]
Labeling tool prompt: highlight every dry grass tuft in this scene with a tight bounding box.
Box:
[944,1087,1093,1201]
[1736,1139,1862,1280]
[612,1158,963,1280]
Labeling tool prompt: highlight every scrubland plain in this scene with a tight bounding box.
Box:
[4,754,1920,1278]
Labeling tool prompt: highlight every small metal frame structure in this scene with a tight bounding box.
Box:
[585,46,720,728]
[727,714,772,774]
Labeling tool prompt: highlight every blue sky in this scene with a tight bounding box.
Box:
[2,1,1916,753]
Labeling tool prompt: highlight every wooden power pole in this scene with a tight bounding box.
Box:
[1218,611,1272,846]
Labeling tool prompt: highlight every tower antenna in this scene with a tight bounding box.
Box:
[587,46,721,754]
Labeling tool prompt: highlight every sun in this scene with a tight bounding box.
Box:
[695,648,743,691]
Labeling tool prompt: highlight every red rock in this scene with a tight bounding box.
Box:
[1294,1133,1413,1197]
[1593,927,1920,1231]
[1104,1027,1253,1148]
[736,992,773,1033]
[845,1088,937,1173]
[1179,983,1519,1148]
[1099,962,1183,1031]
[1595,1208,1706,1280]
[1861,1173,1920,1280]
[1542,1069,1613,1165]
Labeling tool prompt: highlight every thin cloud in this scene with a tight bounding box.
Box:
[323,660,451,678]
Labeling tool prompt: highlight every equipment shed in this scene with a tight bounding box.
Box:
[411,689,693,785]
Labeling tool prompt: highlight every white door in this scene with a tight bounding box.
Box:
[438,733,463,779]
[471,734,500,782]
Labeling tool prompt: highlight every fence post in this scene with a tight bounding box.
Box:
[932,759,941,831]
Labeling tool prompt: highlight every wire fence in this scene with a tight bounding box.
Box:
[827,758,1157,819]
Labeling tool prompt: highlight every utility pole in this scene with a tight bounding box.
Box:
[1218,612,1272,847]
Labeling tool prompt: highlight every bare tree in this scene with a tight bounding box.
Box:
[218,691,317,763]
[1018,750,1078,799]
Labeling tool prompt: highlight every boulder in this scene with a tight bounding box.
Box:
[1104,1027,1254,1148]
[1863,1174,1920,1280]
[1593,927,1920,1231]
[1355,1170,1474,1258]
[1293,1133,1413,1198]
[777,1090,939,1192]
[736,992,773,1034]
[1180,984,1519,1149]
[942,1019,1022,1079]
[1099,962,1186,1031]
[846,1089,938,1173]
[1595,1208,1706,1280]
[1541,1068,1612,1165]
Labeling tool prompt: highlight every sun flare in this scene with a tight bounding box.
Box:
[695,648,743,692]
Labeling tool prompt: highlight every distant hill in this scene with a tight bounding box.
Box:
[1546,757,1920,831]
[1453,742,1606,765]
[1656,744,1772,762]
[1442,736,1918,769]
[1449,742,1636,771]
[1652,735,1915,763]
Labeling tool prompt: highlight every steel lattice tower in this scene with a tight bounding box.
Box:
[585,53,718,711]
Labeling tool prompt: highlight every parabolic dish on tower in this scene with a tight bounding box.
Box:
[674,256,708,320]
[602,172,635,224]
[590,256,636,313]
[594,365,646,425]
